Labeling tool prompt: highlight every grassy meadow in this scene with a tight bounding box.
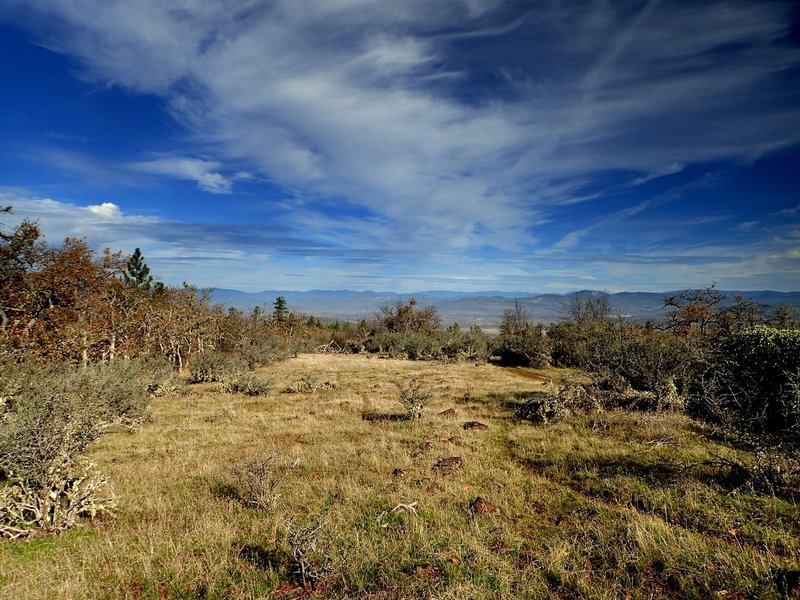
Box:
[2,353,798,599]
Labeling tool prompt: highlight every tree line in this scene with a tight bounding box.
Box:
[0,211,327,368]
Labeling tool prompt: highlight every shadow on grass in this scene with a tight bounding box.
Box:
[361,412,408,423]
[513,448,753,496]
[458,390,548,416]
[232,541,281,571]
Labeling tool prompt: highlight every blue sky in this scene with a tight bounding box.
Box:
[1,0,799,293]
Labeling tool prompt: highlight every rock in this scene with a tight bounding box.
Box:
[412,441,433,457]
[463,421,489,431]
[433,456,464,472]
[470,496,499,515]
[439,408,457,418]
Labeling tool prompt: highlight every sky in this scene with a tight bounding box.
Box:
[0,0,799,293]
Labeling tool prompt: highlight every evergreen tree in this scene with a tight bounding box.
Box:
[273,296,288,322]
[124,248,153,289]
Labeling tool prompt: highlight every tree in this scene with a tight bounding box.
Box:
[123,248,153,290]
[500,301,533,336]
[0,219,43,335]
[376,298,441,334]
[769,305,798,329]
[663,284,726,336]
[273,296,288,323]
[716,295,764,334]
[563,292,612,327]
[494,301,549,367]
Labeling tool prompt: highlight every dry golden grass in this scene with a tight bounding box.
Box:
[1,354,797,599]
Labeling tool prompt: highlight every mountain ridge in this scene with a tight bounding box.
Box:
[208,288,800,330]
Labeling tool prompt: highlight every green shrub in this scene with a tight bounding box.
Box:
[549,322,696,407]
[492,327,551,367]
[220,373,272,396]
[0,360,152,538]
[187,351,247,383]
[361,327,490,362]
[693,326,800,443]
[225,454,294,511]
[396,378,432,420]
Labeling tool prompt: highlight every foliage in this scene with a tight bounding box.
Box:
[396,377,432,420]
[375,298,440,334]
[272,296,288,323]
[122,247,153,289]
[362,326,489,362]
[549,321,695,407]
[0,217,323,369]
[491,301,551,367]
[187,351,247,384]
[219,372,272,396]
[225,454,293,512]
[691,326,800,444]
[0,360,155,538]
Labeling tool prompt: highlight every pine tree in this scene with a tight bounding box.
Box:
[124,248,153,289]
[273,296,288,322]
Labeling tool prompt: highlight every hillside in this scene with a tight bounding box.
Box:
[3,354,797,598]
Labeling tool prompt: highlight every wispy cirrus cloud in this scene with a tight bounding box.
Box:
[130,157,243,194]
[1,0,799,290]
[5,1,798,240]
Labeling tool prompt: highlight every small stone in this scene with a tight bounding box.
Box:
[463,421,489,431]
[433,456,464,472]
[439,408,457,418]
[412,441,433,457]
[470,496,499,515]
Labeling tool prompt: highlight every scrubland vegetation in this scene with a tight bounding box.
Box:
[1,213,799,598]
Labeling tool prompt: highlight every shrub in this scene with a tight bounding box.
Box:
[187,351,247,384]
[225,454,294,512]
[220,373,272,396]
[396,378,432,420]
[285,373,319,393]
[0,460,115,539]
[692,326,800,443]
[241,337,293,369]
[492,328,550,367]
[285,520,332,588]
[0,360,152,538]
[549,322,696,408]
[517,384,601,423]
[492,303,550,367]
[360,328,490,362]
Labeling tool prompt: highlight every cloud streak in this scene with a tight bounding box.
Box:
[1,0,799,291]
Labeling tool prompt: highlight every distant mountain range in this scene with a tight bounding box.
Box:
[208,288,800,331]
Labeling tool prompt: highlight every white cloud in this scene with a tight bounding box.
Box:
[87,202,121,218]
[130,157,235,194]
[2,0,799,290]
